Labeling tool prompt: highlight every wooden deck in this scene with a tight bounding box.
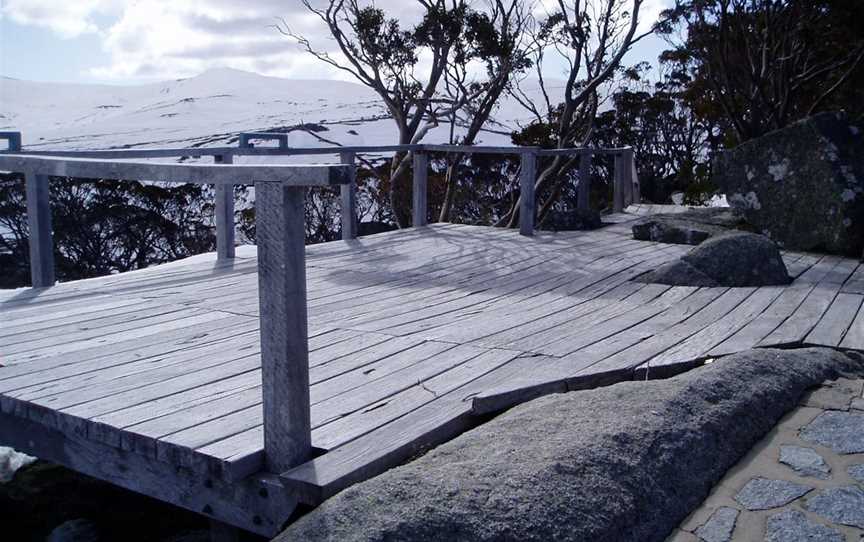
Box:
[2,210,863,535]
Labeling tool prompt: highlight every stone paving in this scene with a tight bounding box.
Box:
[669,377,864,542]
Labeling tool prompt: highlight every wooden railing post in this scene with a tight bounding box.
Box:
[412,151,428,227]
[24,170,55,288]
[613,153,625,213]
[214,154,235,260]
[339,152,357,239]
[255,181,312,473]
[519,151,536,236]
[577,151,592,211]
[625,147,640,204]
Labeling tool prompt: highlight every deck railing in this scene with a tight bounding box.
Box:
[0,130,638,487]
[0,142,351,481]
[1,132,639,284]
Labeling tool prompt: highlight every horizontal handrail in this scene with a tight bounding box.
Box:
[0,154,351,186]
[1,143,631,160]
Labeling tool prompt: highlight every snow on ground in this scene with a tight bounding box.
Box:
[0,67,541,154]
[0,446,36,483]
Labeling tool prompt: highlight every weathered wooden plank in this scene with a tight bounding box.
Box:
[0,412,296,537]
[519,151,536,236]
[412,151,428,227]
[804,292,863,347]
[340,152,357,240]
[278,348,530,503]
[254,181,311,473]
[214,154,236,260]
[0,154,351,187]
[3,310,237,365]
[648,286,786,367]
[24,171,55,287]
[839,301,864,350]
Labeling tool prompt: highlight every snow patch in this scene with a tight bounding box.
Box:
[0,446,36,483]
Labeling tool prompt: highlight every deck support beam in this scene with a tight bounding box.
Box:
[625,147,639,204]
[577,152,592,211]
[519,151,536,236]
[0,412,296,537]
[613,153,625,213]
[254,181,313,474]
[24,171,55,287]
[413,151,428,227]
[340,152,357,239]
[214,154,236,260]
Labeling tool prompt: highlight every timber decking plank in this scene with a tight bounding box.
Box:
[804,292,864,347]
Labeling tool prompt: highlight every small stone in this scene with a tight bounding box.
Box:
[852,398,864,411]
[849,464,864,484]
[694,507,738,542]
[764,509,843,542]
[734,478,812,510]
[806,486,864,529]
[778,445,831,479]
[800,411,864,454]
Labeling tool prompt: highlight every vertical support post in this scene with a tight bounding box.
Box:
[340,152,357,240]
[412,151,428,227]
[214,154,235,260]
[24,171,55,288]
[278,135,289,149]
[613,153,625,213]
[577,151,592,211]
[626,147,640,204]
[255,181,312,473]
[519,151,536,236]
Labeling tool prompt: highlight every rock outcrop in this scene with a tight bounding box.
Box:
[638,232,792,287]
[276,349,862,542]
[542,208,603,231]
[632,208,746,245]
[714,112,864,256]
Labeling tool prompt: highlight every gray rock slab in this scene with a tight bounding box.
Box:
[638,232,791,287]
[806,486,864,529]
[277,348,862,542]
[764,509,844,542]
[851,398,864,411]
[800,411,864,454]
[801,378,863,410]
[849,464,864,484]
[778,445,831,479]
[714,111,864,256]
[694,507,738,542]
[632,218,726,245]
[734,478,812,510]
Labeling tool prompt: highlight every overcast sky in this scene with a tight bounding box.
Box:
[0,0,672,85]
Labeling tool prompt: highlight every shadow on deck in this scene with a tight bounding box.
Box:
[2,213,863,536]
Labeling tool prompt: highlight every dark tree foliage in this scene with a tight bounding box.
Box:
[0,174,216,288]
[661,0,864,145]
[591,63,719,204]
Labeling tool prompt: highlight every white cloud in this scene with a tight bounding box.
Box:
[0,0,118,38]
[86,0,422,81]
[3,0,672,82]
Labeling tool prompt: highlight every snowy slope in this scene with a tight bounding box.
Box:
[0,68,537,153]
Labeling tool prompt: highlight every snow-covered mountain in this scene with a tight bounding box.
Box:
[0,68,536,153]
